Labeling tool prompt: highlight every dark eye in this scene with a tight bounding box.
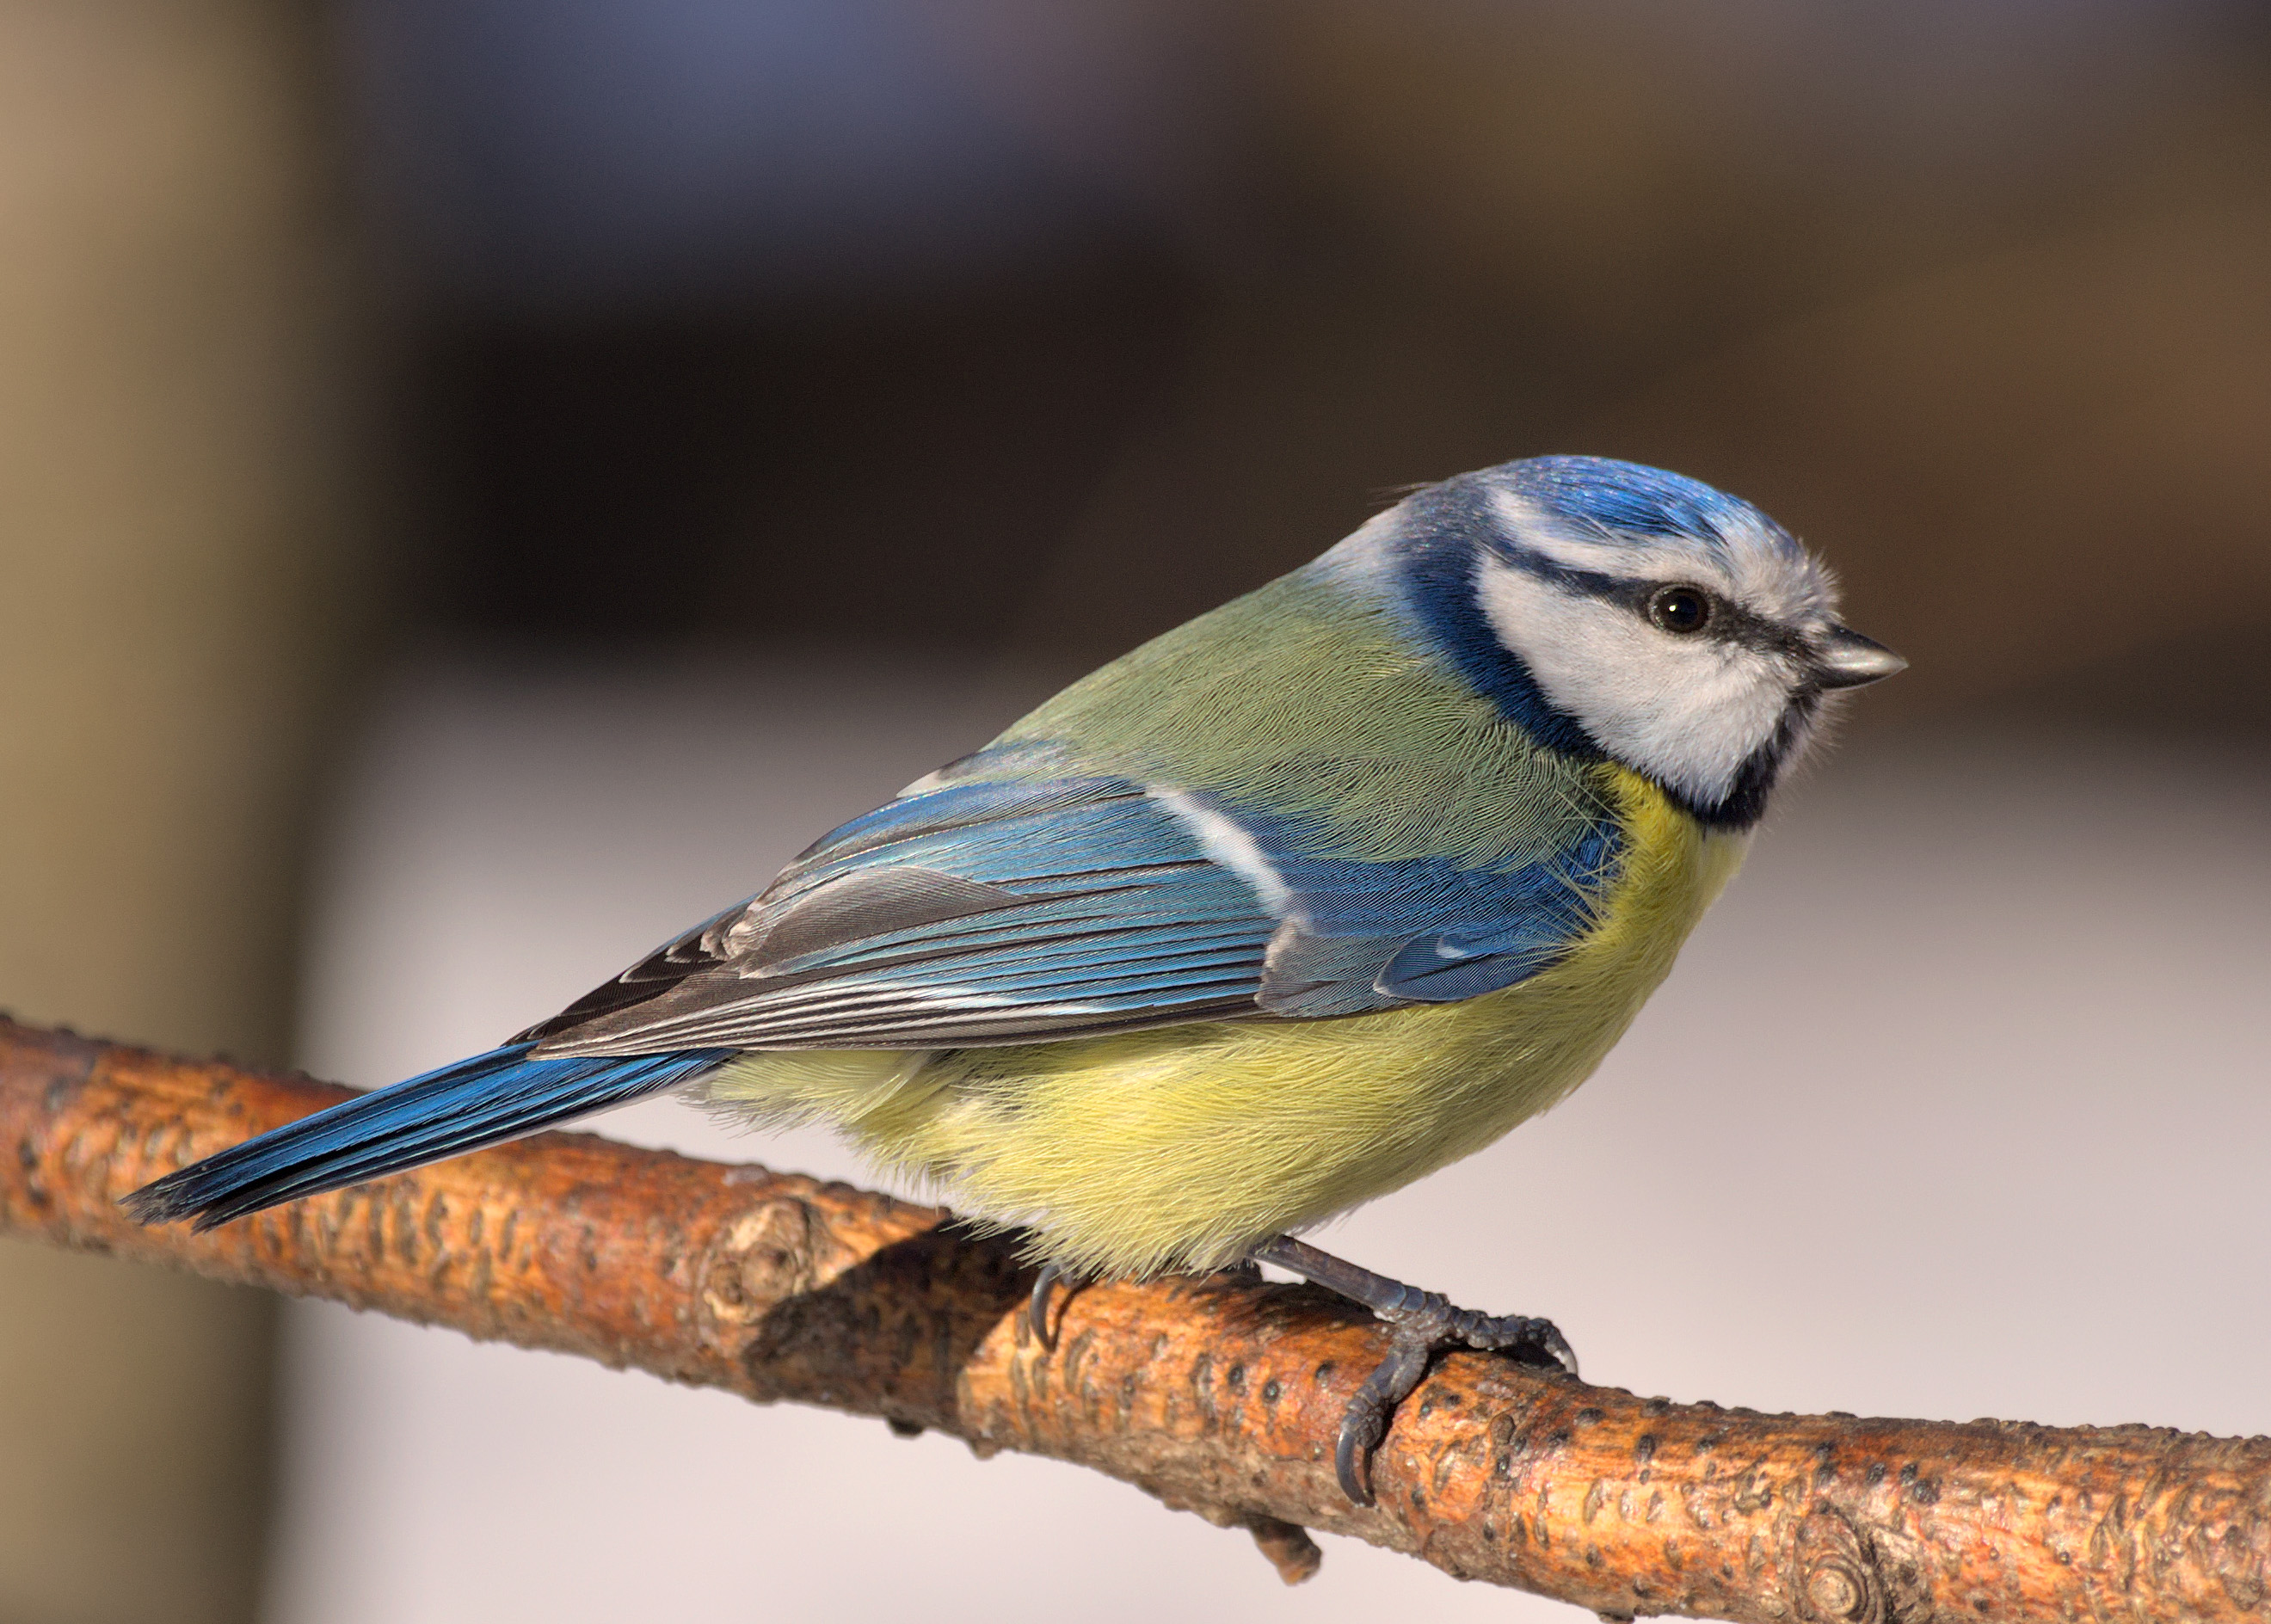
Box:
[1647,585,1714,635]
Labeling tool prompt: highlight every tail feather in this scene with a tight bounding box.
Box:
[121,1043,730,1231]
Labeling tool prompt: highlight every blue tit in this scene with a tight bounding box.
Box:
[127,454,1904,1501]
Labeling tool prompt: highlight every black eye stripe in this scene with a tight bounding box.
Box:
[1492,545,1807,657]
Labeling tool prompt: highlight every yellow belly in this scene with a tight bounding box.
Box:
[706,768,1746,1279]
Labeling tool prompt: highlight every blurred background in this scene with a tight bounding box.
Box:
[2,2,2266,1621]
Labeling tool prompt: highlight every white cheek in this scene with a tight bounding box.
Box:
[1476,560,1792,804]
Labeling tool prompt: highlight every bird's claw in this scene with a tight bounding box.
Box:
[1028,1262,1063,1349]
[1333,1293,1578,1506]
[1333,1332,1436,1504]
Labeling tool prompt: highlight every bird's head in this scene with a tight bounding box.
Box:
[1380,455,1905,828]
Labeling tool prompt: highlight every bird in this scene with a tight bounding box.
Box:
[126,454,1905,1502]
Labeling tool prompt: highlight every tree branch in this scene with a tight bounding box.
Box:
[3,1015,2264,1619]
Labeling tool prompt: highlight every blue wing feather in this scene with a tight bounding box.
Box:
[531,760,1626,1055]
[1272,813,1621,1006]
[120,1044,730,1231]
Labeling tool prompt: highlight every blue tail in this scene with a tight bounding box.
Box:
[122,1043,730,1231]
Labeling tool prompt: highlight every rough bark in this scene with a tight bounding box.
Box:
[3,1015,2265,1619]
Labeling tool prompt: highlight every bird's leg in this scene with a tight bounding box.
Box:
[1248,1233,1579,1506]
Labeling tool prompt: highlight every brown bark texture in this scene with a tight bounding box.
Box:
[3,1014,2265,1621]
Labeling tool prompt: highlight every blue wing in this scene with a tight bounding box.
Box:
[526,766,1625,1056]
[126,761,1624,1230]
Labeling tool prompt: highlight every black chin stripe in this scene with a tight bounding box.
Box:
[1675,696,1819,830]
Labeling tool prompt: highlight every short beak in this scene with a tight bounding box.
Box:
[1811,624,1908,689]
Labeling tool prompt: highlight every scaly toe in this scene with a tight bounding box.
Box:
[1333,1328,1441,1504]
[1456,1311,1579,1378]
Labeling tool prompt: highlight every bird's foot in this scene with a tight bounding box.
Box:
[1249,1234,1578,1506]
[1333,1291,1575,1505]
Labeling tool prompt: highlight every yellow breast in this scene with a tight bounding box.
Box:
[710,766,1747,1280]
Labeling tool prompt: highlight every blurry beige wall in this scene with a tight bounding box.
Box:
[0,4,366,1622]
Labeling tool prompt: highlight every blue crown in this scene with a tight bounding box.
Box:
[1497,455,1788,555]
